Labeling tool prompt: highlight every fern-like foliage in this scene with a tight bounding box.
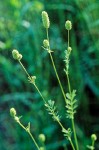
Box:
[87,145,94,150]
[45,100,61,122]
[64,48,72,75]
[66,90,78,119]
[62,127,72,140]
[45,100,72,140]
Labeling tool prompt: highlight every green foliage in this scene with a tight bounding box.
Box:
[45,100,61,121]
[0,0,99,150]
[64,47,72,75]
[66,90,78,119]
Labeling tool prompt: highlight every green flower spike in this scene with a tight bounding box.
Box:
[65,20,72,30]
[42,11,50,29]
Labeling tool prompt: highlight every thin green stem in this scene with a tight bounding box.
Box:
[55,117,75,150]
[69,138,76,150]
[72,119,79,150]
[18,121,40,150]
[92,140,95,150]
[28,131,40,150]
[56,118,64,129]
[49,53,67,103]
[18,60,46,103]
[46,29,67,103]
[46,29,49,45]
[34,83,46,103]
[66,73,79,150]
[18,60,30,78]
[66,73,71,94]
[68,30,69,48]
[66,29,79,150]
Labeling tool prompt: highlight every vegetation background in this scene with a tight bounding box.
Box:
[0,0,99,149]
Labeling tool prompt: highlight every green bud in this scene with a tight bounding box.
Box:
[14,116,20,122]
[12,49,22,60]
[43,39,49,48]
[42,11,50,29]
[91,134,97,141]
[68,47,72,52]
[65,20,72,30]
[12,49,19,60]
[38,134,46,143]
[39,147,45,150]
[10,108,16,117]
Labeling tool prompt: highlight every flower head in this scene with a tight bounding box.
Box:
[43,39,49,48]
[12,49,22,60]
[68,47,72,52]
[65,20,72,30]
[42,11,50,29]
[39,134,46,143]
[39,147,45,150]
[91,134,97,141]
[10,108,16,117]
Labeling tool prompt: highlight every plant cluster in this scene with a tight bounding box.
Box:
[10,11,97,150]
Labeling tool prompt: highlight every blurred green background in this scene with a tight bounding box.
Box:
[0,0,99,150]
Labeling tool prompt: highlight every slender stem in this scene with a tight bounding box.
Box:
[66,73,79,150]
[55,117,75,150]
[34,83,46,103]
[66,30,79,150]
[69,138,76,150]
[18,121,40,150]
[68,30,69,48]
[92,140,95,150]
[56,118,64,129]
[46,29,49,44]
[18,60,30,78]
[18,60,46,103]
[46,29,67,103]
[72,119,79,150]
[49,53,67,103]
[66,73,71,94]
[28,131,40,150]
[66,73,78,150]
[18,121,26,130]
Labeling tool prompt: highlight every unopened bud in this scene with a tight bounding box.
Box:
[42,11,50,29]
[12,49,22,60]
[43,39,49,48]
[91,134,97,141]
[40,147,45,150]
[14,116,20,122]
[10,108,16,117]
[38,134,46,143]
[68,47,72,52]
[65,20,72,30]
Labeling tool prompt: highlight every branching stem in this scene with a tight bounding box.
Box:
[18,121,40,150]
[18,60,46,103]
[55,117,75,150]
